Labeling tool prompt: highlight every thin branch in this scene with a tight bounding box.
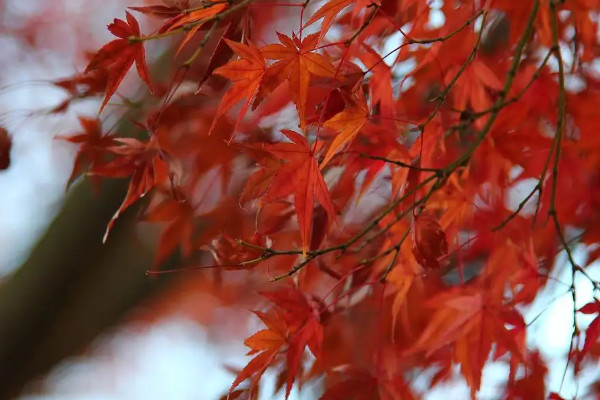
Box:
[128,0,254,43]
[441,1,540,174]
[545,1,579,393]
[359,153,443,174]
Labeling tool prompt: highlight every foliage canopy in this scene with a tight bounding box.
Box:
[26,0,600,398]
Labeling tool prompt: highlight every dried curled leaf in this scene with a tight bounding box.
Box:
[0,126,11,171]
[411,210,448,269]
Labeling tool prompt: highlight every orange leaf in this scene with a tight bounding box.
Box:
[165,2,227,31]
[229,349,277,394]
[304,0,355,40]
[244,329,286,354]
[211,39,266,135]
[320,89,369,168]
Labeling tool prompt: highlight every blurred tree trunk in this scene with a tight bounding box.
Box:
[0,177,171,399]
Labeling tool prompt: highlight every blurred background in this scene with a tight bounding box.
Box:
[0,1,252,399]
[0,1,599,399]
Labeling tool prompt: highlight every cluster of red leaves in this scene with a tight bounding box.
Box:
[53,0,600,398]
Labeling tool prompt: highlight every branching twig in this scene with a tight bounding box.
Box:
[128,0,254,43]
[358,153,442,174]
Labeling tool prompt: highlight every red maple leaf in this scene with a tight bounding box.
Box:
[52,69,109,112]
[231,288,323,399]
[261,130,337,255]
[85,12,154,113]
[210,39,266,135]
[408,285,526,395]
[92,135,169,242]
[576,298,600,371]
[303,0,356,40]
[144,190,195,267]
[261,32,337,130]
[57,117,116,191]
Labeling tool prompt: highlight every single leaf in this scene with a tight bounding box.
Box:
[261,33,337,130]
[579,302,600,363]
[229,349,277,394]
[285,317,322,399]
[262,130,337,255]
[358,43,395,122]
[303,0,355,40]
[57,117,115,190]
[408,286,526,394]
[85,12,154,113]
[165,1,227,32]
[211,39,266,135]
[321,89,369,168]
[196,19,243,89]
[244,329,286,355]
[144,191,196,267]
[52,69,109,111]
[91,135,169,242]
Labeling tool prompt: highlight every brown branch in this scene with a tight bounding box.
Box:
[128,0,254,43]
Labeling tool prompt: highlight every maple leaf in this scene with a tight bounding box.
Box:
[163,0,226,32]
[211,39,266,135]
[576,299,600,370]
[358,44,395,122]
[261,32,337,130]
[29,0,600,397]
[239,153,281,205]
[230,349,278,396]
[320,89,369,168]
[504,352,548,400]
[144,190,194,267]
[57,117,116,191]
[235,309,289,381]
[85,12,154,113]
[92,135,169,242]
[195,17,244,89]
[447,59,504,114]
[52,69,109,112]
[260,288,323,398]
[303,0,355,40]
[262,130,337,255]
[408,286,526,396]
[232,289,323,399]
